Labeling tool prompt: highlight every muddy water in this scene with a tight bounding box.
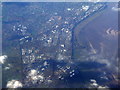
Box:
[73,2,118,59]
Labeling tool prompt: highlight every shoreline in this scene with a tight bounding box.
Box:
[71,3,107,60]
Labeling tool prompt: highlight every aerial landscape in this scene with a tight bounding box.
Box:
[0,1,119,88]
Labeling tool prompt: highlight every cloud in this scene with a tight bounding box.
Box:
[6,80,23,88]
[90,79,109,88]
[112,7,120,11]
[28,69,44,83]
[0,55,7,64]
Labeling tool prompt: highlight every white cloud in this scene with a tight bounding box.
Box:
[112,7,120,11]
[82,5,90,11]
[0,55,7,64]
[90,79,108,88]
[6,80,23,88]
[28,69,44,82]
